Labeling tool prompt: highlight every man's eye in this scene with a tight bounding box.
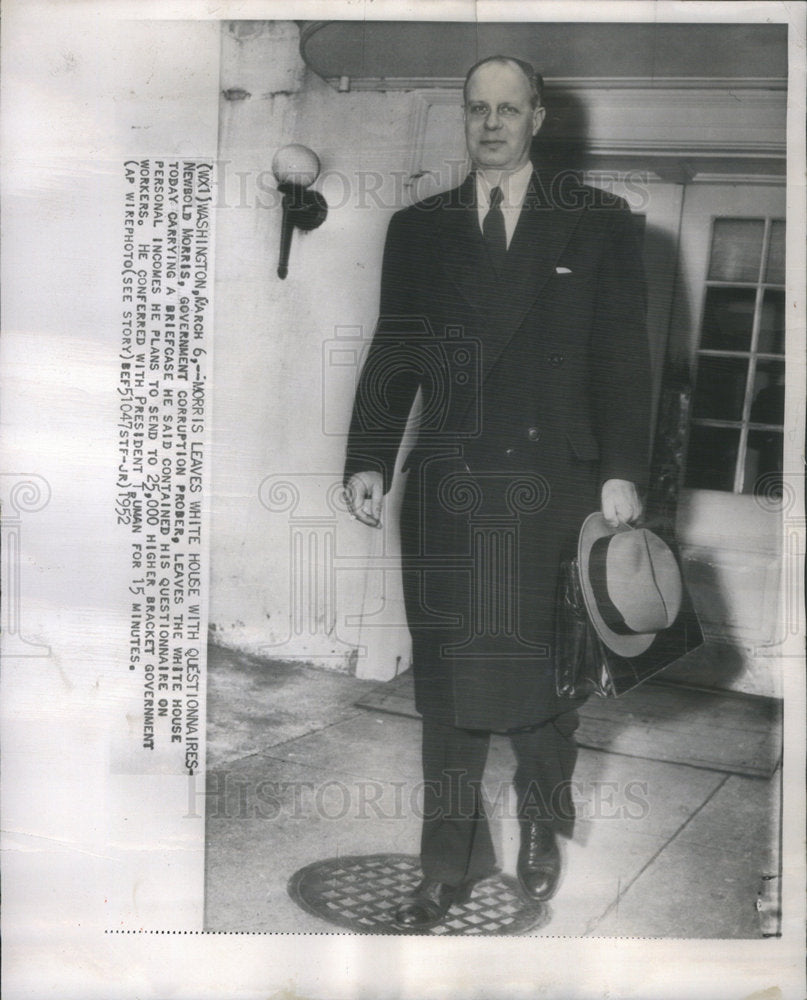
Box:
[500,106,520,117]
[469,105,488,116]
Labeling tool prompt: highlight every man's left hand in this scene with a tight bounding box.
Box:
[601,479,642,527]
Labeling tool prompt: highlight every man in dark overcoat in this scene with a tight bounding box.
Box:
[344,55,651,929]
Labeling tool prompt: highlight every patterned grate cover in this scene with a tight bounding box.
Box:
[287,853,549,935]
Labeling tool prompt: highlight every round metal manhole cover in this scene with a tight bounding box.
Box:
[288,853,549,935]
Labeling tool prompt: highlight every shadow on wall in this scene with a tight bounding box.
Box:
[532,86,589,178]
[533,87,744,691]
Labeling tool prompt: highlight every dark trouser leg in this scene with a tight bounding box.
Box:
[419,716,497,887]
[509,708,580,838]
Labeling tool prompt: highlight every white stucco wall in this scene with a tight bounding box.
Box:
[210,22,415,678]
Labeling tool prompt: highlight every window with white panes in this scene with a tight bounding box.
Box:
[683,217,785,496]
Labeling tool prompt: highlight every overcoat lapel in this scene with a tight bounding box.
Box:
[437,170,586,386]
[434,174,490,315]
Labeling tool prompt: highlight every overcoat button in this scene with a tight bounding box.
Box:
[548,353,565,367]
[527,427,540,442]
[505,447,515,456]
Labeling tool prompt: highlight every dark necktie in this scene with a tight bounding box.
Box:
[482,185,507,273]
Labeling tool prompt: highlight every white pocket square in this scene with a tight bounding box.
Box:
[555,266,573,274]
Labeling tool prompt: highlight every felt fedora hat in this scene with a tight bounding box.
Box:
[578,513,683,657]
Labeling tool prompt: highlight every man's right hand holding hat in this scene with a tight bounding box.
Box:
[601,478,643,528]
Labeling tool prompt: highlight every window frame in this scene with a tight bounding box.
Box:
[685,214,785,495]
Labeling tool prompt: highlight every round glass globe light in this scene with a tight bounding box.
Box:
[272,144,321,187]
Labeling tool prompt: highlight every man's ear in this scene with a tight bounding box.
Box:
[532,105,546,136]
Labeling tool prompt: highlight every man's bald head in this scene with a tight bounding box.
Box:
[463,55,544,110]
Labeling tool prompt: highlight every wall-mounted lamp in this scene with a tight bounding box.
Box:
[272,144,328,279]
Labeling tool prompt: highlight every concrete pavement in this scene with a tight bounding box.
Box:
[204,646,779,937]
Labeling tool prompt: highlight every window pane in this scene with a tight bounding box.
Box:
[708,219,764,282]
[701,287,756,351]
[684,425,740,491]
[758,289,785,355]
[749,360,785,427]
[765,220,785,284]
[692,356,748,421]
[744,430,783,497]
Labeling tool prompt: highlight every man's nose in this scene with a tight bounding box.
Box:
[484,110,502,130]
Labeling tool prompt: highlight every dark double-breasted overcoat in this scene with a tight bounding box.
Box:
[345,169,651,732]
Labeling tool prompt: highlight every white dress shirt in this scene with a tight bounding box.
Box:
[474,161,533,249]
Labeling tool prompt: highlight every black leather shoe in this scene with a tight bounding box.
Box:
[517,820,562,902]
[394,877,475,930]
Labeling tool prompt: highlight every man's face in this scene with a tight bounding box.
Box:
[464,61,545,173]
